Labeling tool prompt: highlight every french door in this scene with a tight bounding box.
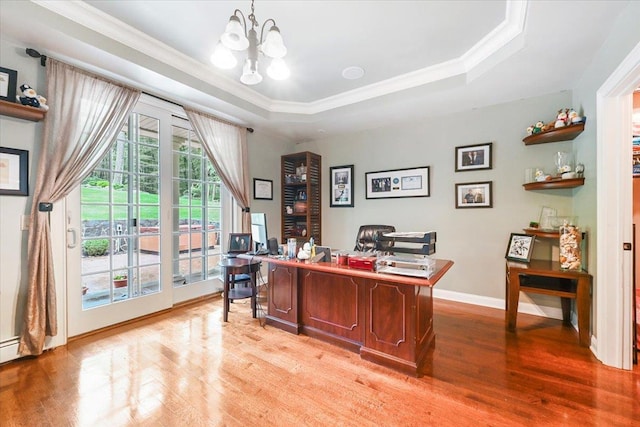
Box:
[66,96,229,337]
[66,99,172,336]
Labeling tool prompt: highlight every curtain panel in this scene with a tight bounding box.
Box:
[184,108,250,232]
[18,59,140,356]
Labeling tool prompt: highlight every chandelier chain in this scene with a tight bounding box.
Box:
[248,0,259,29]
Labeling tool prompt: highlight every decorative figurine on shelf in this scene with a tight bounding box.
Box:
[526,125,534,136]
[575,163,585,178]
[535,168,550,182]
[532,121,545,134]
[16,83,48,111]
[554,108,569,128]
[568,109,585,124]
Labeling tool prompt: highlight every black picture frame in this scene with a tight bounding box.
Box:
[253,178,273,200]
[330,164,354,207]
[0,67,18,102]
[455,142,493,172]
[228,232,252,253]
[455,181,492,208]
[365,166,430,199]
[505,233,535,262]
[0,147,29,196]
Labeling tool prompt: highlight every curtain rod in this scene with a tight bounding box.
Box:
[25,47,254,133]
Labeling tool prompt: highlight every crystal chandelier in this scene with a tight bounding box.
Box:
[210,0,289,85]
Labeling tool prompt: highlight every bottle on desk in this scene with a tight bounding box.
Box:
[310,237,316,258]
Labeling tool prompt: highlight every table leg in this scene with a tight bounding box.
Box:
[223,271,230,322]
[506,269,520,331]
[576,276,591,347]
[560,297,572,325]
[251,272,257,318]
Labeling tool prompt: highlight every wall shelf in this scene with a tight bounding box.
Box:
[0,100,46,122]
[523,177,584,190]
[522,123,585,145]
[523,228,559,238]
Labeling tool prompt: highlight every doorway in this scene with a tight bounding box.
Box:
[65,95,229,337]
[633,88,640,362]
[66,100,172,336]
[597,42,640,370]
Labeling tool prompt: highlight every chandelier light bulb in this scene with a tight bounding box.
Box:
[261,26,287,58]
[210,41,237,69]
[267,57,290,80]
[221,15,249,50]
[240,59,263,85]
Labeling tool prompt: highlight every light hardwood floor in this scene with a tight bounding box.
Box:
[1,295,638,426]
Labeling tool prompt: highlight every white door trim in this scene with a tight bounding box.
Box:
[596,41,640,369]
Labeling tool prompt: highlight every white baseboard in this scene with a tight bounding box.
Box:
[1,335,63,364]
[433,288,565,320]
[0,338,20,364]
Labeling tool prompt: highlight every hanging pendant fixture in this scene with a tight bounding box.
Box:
[210,0,289,85]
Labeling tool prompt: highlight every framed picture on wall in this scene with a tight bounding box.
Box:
[365,166,430,199]
[330,164,354,207]
[455,142,493,172]
[0,67,18,102]
[253,178,273,200]
[455,181,492,208]
[0,147,29,196]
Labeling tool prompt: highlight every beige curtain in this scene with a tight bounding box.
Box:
[18,59,141,356]
[184,108,251,232]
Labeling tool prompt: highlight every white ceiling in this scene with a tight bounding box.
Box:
[0,1,631,142]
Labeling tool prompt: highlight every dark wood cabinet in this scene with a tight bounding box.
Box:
[267,263,299,333]
[281,151,321,245]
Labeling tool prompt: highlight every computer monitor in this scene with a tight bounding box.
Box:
[250,213,269,254]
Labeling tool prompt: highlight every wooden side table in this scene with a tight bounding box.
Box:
[219,257,262,322]
[505,259,592,346]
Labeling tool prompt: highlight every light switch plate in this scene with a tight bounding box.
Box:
[21,215,30,230]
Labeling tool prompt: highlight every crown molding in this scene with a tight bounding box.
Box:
[32,0,528,116]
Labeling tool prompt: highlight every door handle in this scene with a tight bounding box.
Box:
[67,228,77,249]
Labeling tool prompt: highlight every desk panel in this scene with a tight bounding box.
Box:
[264,257,453,376]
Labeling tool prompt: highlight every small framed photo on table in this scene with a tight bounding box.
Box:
[505,233,535,262]
[330,164,354,207]
[455,142,492,172]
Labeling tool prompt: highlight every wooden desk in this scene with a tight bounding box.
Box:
[505,259,592,346]
[219,258,261,322]
[262,256,453,376]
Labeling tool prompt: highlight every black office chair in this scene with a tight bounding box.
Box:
[354,225,396,252]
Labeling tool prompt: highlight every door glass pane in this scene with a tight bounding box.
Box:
[80,112,161,309]
[171,125,222,286]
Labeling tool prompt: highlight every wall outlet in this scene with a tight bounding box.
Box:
[21,215,30,230]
